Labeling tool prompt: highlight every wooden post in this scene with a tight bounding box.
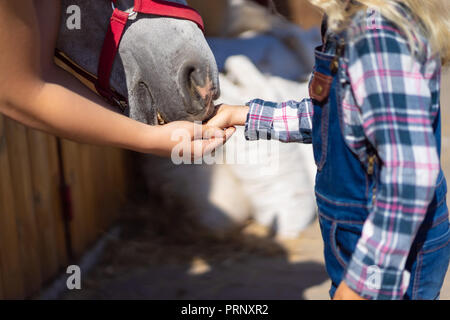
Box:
[26,129,66,283]
[79,145,100,245]
[47,137,69,269]
[88,146,110,234]
[4,118,43,297]
[0,265,3,299]
[0,116,25,299]
[60,140,89,258]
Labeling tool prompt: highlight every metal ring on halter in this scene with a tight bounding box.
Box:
[111,1,138,18]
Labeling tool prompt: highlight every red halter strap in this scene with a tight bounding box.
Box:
[96,0,204,108]
[134,0,204,30]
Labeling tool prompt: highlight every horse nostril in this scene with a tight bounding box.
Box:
[212,86,220,100]
[188,67,201,86]
[187,68,203,101]
[182,65,216,114]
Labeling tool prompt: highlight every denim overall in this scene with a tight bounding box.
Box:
[311,39,450,299]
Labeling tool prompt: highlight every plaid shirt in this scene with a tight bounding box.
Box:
[245,8,443,300]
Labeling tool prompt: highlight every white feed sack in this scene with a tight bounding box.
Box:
[213,55,317,238]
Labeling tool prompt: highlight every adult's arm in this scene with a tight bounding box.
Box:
[0,1,233,157]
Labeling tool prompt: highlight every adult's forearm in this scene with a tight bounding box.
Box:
[2,81,155,153]
[43,62,116,112]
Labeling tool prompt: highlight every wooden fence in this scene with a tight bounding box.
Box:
[0,115,128,299]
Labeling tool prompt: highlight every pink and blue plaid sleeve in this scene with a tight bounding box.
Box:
[343,14,440,300]
[244,98,313,143]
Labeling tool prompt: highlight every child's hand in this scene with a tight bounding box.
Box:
[149,121,235,159]
[207,104,249,129]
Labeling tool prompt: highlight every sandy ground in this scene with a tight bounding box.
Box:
[61,71,450,300]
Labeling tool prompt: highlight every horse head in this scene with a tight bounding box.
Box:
[57,0,220,125]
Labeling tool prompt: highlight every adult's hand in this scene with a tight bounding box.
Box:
[148,121,236,159]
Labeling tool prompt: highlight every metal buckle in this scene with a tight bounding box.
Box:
[111,1,137,19]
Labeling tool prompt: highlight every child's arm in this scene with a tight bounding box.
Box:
[0,1,233,158]
[209,98,313,143]
[340,19,440,300]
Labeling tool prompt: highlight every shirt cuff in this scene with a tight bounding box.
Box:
[244,99,275,141]
[344,247,411,300]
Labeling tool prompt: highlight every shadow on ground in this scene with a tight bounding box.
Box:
[61,197,328,300]
[61,153,329,300]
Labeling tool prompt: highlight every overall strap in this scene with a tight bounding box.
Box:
[321,15,328,43]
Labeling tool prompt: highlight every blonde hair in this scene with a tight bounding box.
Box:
[307,0,450,65]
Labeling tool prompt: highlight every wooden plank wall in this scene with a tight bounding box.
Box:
[0,115,128,299]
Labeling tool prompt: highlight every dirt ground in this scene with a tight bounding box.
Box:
[61,70,450,300]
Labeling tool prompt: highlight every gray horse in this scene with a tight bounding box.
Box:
[56,0,246,234]
[57,0,220,125]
